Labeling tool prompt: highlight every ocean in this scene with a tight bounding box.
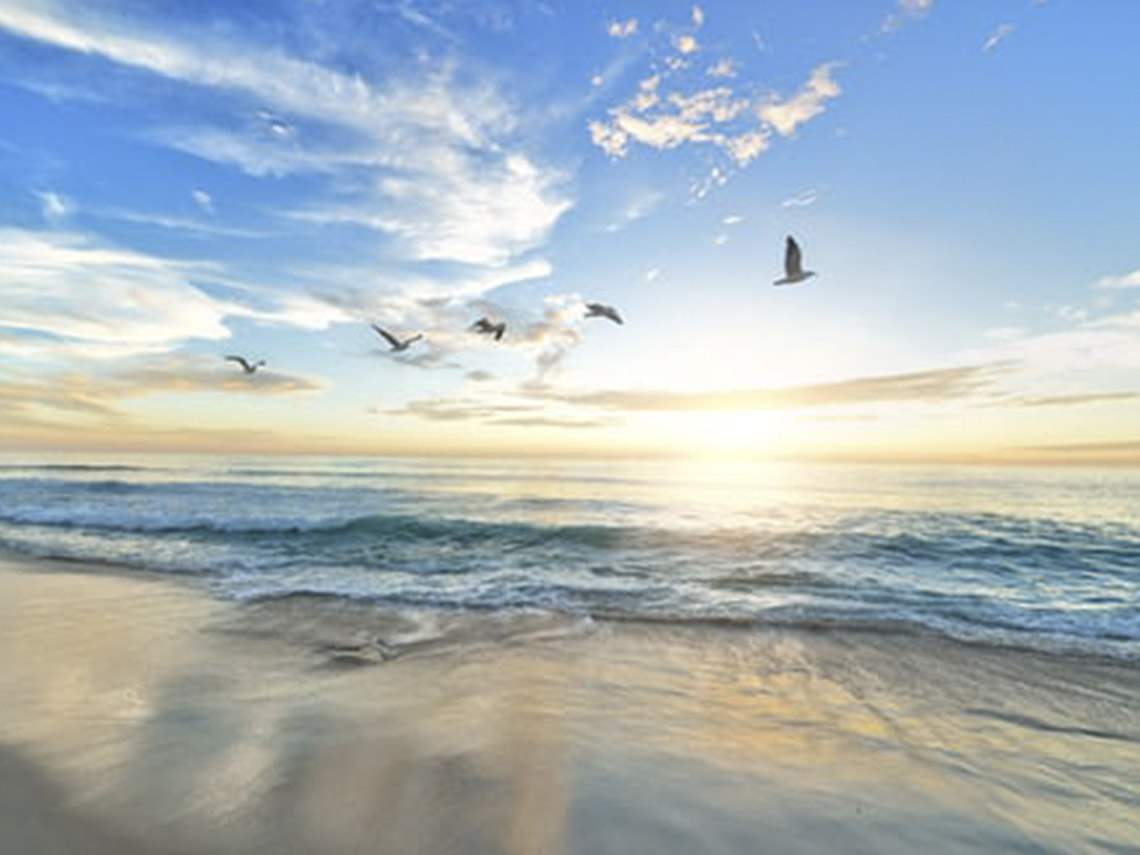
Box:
[1,454,1137,660]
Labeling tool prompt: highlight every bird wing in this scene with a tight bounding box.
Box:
[372,324,400,348]
[225,355,251,371]
[493,324,505,341]
[785,236,804,277]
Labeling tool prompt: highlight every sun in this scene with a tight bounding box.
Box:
[642,410,796,458]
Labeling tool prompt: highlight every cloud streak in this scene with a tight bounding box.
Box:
[999,391,1139,408]
[560,365,1004,412]
[983,24,1015,52]
[1096,268,1140,290]
[0,356,320,438]
[0,227,347,359]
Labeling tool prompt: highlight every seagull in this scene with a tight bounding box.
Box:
[225,355,266,374]
[470,317,506,341]
[372,324,423,352]
[774,235,816,286]
[585,303,623,324]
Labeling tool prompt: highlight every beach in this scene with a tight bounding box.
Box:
[2,548,1138,855]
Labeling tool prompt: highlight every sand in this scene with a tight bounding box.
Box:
[1,549,1138,855]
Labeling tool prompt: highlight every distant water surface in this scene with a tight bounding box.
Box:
[0,454,1137,659]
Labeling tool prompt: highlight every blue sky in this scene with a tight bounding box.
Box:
[1,0,1138,462]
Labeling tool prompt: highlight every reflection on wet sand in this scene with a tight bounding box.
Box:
[0,554,1138,855]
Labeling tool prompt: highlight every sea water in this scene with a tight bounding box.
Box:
[1,454,1136,660]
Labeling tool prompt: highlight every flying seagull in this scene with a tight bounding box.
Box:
[225,355,265,374]
[774,235,816,286]
[372,324,423,352]
[470,317,506,341]
[585,303,623,324]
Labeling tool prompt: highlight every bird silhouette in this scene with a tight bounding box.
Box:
[773,236,816,286]
[372,324,423,352]
[470,317,506,341]
[585,303,623,324]
[225,355,266,374]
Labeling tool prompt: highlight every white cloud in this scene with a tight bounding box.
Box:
[97,208,267,238]
[605,190,666,232]
[881,0,935,34]
[191,189,213,213]
[0,228,231,357]
[36,190,72,222]
[983,24,1014,52]
[674,35,700,54]
[607,19,638,38]
[759,64,842,137]
[590,45,840,171]
[965,309,1140,382]
[0,4,571,270]
[692,6,706,28]
[0,228,348,359]
[781,188,819,208]
[707,59,737,79]
[1097,268,1140,290]
[370,154,569,266]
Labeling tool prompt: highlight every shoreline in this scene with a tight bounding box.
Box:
[2,550,1139,854]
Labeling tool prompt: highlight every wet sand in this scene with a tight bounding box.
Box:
[1,550,1138,855]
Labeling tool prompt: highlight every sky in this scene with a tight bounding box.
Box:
[1,0,1138,463]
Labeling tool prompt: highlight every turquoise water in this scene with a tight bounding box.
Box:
[1,455,1137,658]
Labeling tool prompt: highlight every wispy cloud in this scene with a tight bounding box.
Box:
[36,190,72,222]
[0,227,231,358]
[0,376,120,425]
[1018,439,1140,456]
[965,306,1140,377]
[560,365,1004,412]
[983,24,1015,52]
[0,357,320,436]
[389,393,616,429]
[0,3,572,270]
[97,208,268,238]
[1000,391,1139,408]
[388,363,1009,431]
[191,189,214,213]
[880,0,936,34]
[115,355,323,396]
[605,190,666,232]
[0,227,345,359]
[707,59,737,79]
[1096,268,1140,290]
[781,188,819,208]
